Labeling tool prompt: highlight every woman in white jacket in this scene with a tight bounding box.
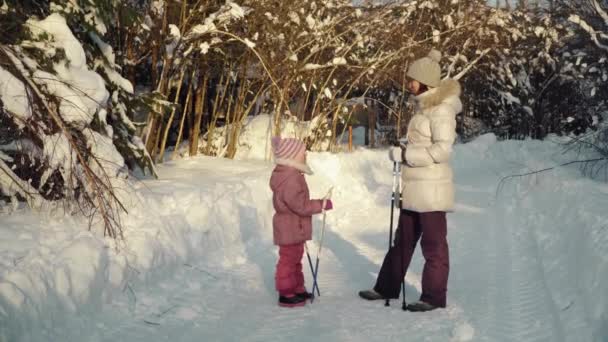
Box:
[359,49,462,312]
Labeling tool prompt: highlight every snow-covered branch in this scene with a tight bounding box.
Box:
[569,14,608,52]
[590,0,608,28]
[453,49,491,80]
[0,159,49,208]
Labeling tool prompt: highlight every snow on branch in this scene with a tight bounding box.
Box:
[590,0,608,28]
[453,49,491,80]
[569,14,608,52]
[0,159,49,208]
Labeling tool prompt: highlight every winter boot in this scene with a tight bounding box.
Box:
[296,291,313,300]
[358,289,386,301]
[278,295,306,308]
[406,301,438,312]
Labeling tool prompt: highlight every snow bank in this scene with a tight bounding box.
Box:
[197,113,382,162]
[0,161,252,340]
[234,114,326,160]
[197,114,329,160]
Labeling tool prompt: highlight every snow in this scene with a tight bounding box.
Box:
[90,33,116,66]
[306,14,316,29]
[199,42,210,54]
[227,1,246,19]
[186,1,246,41]
[193,114,330,160]
[188,23,217,38]
[534,26,546,37]
[332,57,347,65]
[0,67,32,124]
[27,14,84,67]
[27,14,110,126]
[166,25,180,57]
[84,10,107,36]
[42,133,75,171]
[0,151,11,162]
[433,29,441,43]
[243,38,256,48]
[101,64,134,94]
[90,33,134,94]
[151,0,164,15]
[41,133,77,192]
[169,24,181,39]
[1,132,608,341]
[288,11,301,26]
[500,91,521,105]
[302,63,324,70]
[33,69,95,126]
[84,129,126,178]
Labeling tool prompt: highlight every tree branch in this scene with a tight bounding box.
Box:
[590,0,608,28]
[496,157,608,197]
[569,14,608,52]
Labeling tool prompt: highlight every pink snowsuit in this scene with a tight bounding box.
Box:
[269,164,323,296]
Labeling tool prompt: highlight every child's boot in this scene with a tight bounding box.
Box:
[278,295,306,308]
[296,291,313,300]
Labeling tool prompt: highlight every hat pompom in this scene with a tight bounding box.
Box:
[427,49,442,63]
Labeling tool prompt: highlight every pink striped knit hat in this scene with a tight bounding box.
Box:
[271,136,306,161]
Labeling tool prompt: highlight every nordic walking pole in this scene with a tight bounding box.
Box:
[398,161,406,310]
[310,186,333,303]
[385,161,399,307]
[402,279,407,310]
[397,140,407,311]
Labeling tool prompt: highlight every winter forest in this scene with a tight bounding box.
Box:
[0,0,607,341]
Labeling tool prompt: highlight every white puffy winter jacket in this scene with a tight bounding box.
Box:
[401,79,462,213]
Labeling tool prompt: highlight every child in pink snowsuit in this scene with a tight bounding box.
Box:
[269,136,333,307]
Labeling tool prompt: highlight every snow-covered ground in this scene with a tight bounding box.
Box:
[1,134,607,342]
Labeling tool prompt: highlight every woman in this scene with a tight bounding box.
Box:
[359,49,462,312]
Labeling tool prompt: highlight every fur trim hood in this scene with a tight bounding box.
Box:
[274,158,313,175]
[415,79,462,113]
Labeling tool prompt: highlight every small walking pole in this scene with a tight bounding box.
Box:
[305,243,320,297]
[310,187,333,303]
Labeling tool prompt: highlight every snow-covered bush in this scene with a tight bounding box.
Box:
[555,0,608,173]
[463,7,606,140]
[0,1,155,238]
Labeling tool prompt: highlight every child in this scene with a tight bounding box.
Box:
[269,136,333,307]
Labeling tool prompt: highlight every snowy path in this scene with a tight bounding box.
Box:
[12,144,604,342]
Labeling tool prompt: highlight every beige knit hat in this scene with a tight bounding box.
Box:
[406,49,442,88]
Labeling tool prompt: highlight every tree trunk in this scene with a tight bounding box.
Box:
[189,76,208,157]
[144,1,168,157]
[171,78,195,160]
[369,107,376,148]
[157,69,187,163]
